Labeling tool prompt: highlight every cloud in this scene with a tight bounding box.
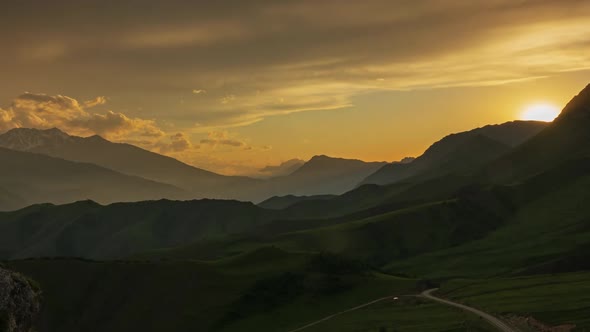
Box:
[70,110,165,138]
[121,20,249,49]
[192,89,206,94]
[0,92,164,140]
[220,94,236,104]
[200,131,249,149]
[83,96,107,108]
[156,132,194,153]
[2,0,590,130]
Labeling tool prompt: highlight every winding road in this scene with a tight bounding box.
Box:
[285,289,517,332]
[421,289,517,332]
[285,296,395,332]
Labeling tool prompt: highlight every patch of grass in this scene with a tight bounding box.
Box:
[388,174,590,278]
[439,272,590,330]
[148,196,507,270]
[299,297,496,332]
[4,250,419,332]
[218,273,420,332]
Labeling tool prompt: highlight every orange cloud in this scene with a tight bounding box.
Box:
[0,92,164,140]
[83,96,107,108]
[200,131,249,149]
[156,132,194,153]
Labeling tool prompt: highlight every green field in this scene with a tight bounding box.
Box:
[439,272,590,330]
[301,298,496,332]
[4,249,425,332]
[388,174,590,278]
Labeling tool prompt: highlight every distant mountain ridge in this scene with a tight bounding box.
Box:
[0,127,260,200]
[265,155,387,196]
[0,128,388,205]
[360,120,548,186]
[0,147,186,210]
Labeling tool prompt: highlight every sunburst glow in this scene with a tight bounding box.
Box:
[520,103,561,122]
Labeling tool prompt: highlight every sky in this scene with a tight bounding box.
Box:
[1,0,590,175]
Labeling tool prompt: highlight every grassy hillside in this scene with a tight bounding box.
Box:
[388,166,590,278]
[301,298,496,332]
[258,194,336,210]
[0,199,276,259]
[5,250,420,332]
[439,272,590,330]
[142,193,511,267]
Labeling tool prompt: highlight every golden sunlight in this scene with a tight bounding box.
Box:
[520,102,561,122]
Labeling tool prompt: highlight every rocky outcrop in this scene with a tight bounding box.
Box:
[0,267,41,332]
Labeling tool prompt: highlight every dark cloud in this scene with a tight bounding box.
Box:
[200,131,249,149]
[1,0,589,130]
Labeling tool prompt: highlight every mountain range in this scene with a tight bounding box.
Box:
[0,129,385,209]
[2,83,590,332]
[0,119,549,210]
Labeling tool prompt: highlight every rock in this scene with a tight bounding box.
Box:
[0,267,41,332]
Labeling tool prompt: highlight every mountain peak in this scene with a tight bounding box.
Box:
[45,127,69,136]
[557,83,590,121]
[309,154,332,161]
[0,127,73,151]
[4,127,69,137]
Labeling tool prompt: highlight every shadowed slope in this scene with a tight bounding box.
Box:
[0,148,186,210]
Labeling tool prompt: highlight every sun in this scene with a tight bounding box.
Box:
[520,102,560,122]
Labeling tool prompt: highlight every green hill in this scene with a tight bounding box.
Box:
[258,194,336,210]
[0,199,276,259]
[439,272,590,330]
[388,158,590,278]
[141,191,511,266]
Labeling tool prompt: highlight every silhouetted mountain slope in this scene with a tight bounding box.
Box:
[0,148,185,210]
[258,194,336,210]
[483,84,590,183]
[0,128,261,200]
[361,121,547,186]
[0,199,274,259]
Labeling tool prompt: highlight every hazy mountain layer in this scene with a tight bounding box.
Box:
[0,129,386,202]
[0,148,186,210]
